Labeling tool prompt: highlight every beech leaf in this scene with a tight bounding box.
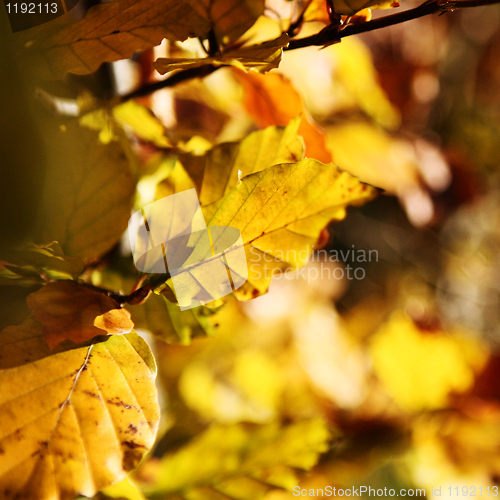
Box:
[183,0,265,45]
[27,281,134,348]
[180,117,304,210]
[142,419,330,498]
[18,0,211,79]
[0,322,159,500]
[0,242,84,288]
[80,99,172,147]
[35,121,135,262]
[234,70,332,163]
[370,311,486,411]
[153,34,289,75]
[128,293,217,345]
[204,159,378,298]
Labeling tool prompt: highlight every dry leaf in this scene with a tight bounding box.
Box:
[27,281,133,348]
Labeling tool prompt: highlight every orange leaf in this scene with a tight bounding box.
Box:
[233,70,332,163]
[303,0,331,24]
[26,281,134,348]
[94,308,134,335]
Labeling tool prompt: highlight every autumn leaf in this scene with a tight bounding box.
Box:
[17,0,211,79]
[80,98,172,147]
[98,476,148,500]
[326,121,420,194]
[326,38,400,129]
[0,321,159,500]
[35,121,135,262]
[0,242,84,286]
[203,158,377,298]
[370,311,487,412]
[234,70,332,163]
[113,101,172,148]
[149,157,375,303]
[331,0,400,15]
[180,348,285,422]
[180,117,304,209]
[183,0,265,45]
[27,281,134,348]
[128,293,218,345]
[139,419,330,498]
[304,0,398,19]
[153,34,289,75]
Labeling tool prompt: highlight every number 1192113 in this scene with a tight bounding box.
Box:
[6,3,58,13]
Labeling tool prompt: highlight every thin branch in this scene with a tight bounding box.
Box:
[118,64,218,104]
[286,0,500,50]
[113,272,171,305]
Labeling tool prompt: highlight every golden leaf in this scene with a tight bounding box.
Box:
[371,311,487,412]
[180,117,304,209]
[0,321,159,500]
[204,158,377,297]
[35,121,135,262]
[234,70,332,163]
[141,419,330,498]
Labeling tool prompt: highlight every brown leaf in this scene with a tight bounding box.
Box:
[184,0,265,45]
[234,70,332,163]
[18,0,211,79]
[26,281,133,348]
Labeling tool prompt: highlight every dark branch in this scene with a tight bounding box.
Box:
[118,65,218,104]
[286,0,500,50]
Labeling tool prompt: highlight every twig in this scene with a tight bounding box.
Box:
[113,273,171,305]
[118,65,218,104]
[286,0,500,50]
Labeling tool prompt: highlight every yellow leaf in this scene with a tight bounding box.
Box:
[204,158,377,297]
[370,311,486,412]
[27,281,133,348]
[180,349,284,422]
[142,419,330,497]
[153,34,289,75]
[234,70,332,163]
[0,321,159,500]
[100,476,148,500]
[128,293,217,345]
[0,241,84,285]
[17,0,211,79]
[327,38,400,129]
[326,121,419,194]
[183,0,265,45]
[180,117,304,209]
[35,120,135,262]
[112,101,172,148]
[95,309,135,336]
[331,0,399,16]
[303,0,331,24]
